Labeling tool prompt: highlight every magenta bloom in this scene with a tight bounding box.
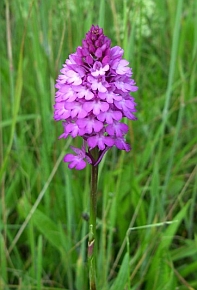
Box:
[54,25,138,170]
[64,146,92,170]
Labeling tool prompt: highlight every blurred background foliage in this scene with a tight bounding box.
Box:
[0,0,197,289]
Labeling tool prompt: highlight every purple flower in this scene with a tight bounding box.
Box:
[64,146,91,170]
[54,25,138,170]
[87,130,114,151]
[91,62,109,77]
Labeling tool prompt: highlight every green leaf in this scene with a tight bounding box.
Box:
[161,200,190,250]
[18,197,64,253]
[110,253,129,290]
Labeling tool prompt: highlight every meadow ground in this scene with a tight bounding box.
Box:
[0,0,197,289]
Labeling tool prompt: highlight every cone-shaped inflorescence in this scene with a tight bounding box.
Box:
[54,25,138,169]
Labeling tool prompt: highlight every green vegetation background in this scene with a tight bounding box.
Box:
[0,0,197,289]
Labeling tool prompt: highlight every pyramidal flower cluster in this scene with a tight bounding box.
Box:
[54,25,138,170]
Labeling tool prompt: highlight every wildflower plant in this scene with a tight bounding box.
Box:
[54,25,138,289]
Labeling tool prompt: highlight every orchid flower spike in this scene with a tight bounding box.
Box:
[54,25,138,169]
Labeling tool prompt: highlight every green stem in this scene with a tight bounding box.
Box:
[88,160,98,290]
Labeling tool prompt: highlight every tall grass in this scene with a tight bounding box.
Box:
[0,0,197,289]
